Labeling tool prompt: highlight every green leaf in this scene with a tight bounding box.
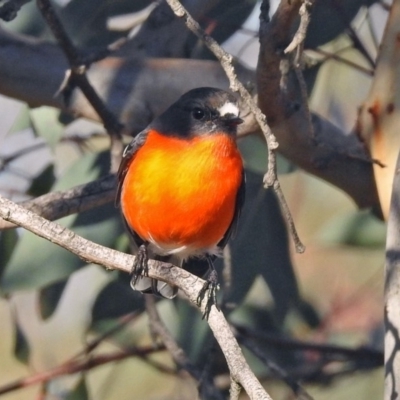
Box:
[238,135,268,175]
[65,377,89,400]
[5,0,46,37]
[39,279,69,320]
[239,136,296,176]
[175,298,212,362]
[91,297,174,350]
[91,275,145,322]
[0,152,121,293]
[319,210,386,247]
[30,107,65,149]
[305,0,376,48]
[9,103,31,134]
[224,170,302,323]
[0,204,123,293]
[0,230,19,280]
[26,164,56,197]
[192,0,258,60]
[61,0,148,48]
[13,321,30,365]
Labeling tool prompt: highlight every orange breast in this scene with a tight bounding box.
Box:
[120,130,243,255]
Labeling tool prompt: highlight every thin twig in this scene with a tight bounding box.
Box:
[284,0,314,54]
[329,0,375,69]
[234,324,383,365]
[345,25,376,69]
[165,0,304,255]
[285,0,316,143]
[145,296,224,400]
[0,344,164,396]
[36,0,123,172]
[0,142,47,172]
[230,379,242,400]
[145,296,200,376]
[83,312,140,355]
[237,332,315,400]
[0,311,146,396]
[309,48,374,76]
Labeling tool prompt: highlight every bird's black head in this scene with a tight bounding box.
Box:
[151,87,243,139]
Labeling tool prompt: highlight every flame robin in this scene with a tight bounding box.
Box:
[116,87,245,309]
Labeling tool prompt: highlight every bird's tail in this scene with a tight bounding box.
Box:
[130,255,211,299]
[131,275,178,299]
[130,253,179,299]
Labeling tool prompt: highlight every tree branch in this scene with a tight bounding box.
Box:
[145,296,224,399]
[0,194,273,400]
[357,0,400,219]
[116,0,220,58]
[0,174,116,230]
[0,28,255,135]
[235,324,383,366]
[0,344,164,396]
[284,0,314,55]
[257,0,381,214]
[236,332,314,400]
[384,148,400,399]
[36,0,123,172]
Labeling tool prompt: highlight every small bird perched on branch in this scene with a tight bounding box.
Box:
[116,87,245,313]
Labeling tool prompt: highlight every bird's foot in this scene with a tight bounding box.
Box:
[197,269,220,320]
[131,244,149,286]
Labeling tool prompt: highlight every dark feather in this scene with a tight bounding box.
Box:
[115,129,148,208]
[217,169,246,250]
[115,129,178,298]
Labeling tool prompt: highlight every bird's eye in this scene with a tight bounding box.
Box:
[192,107,205,120]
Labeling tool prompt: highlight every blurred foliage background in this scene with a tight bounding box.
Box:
[0,0,388,399]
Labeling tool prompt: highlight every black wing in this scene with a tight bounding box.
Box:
[217,169,246,250]
[115,130,148,208]
[115,130,178,299]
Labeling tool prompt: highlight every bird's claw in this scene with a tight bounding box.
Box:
[197,269,220,320]
[131,244,149,285]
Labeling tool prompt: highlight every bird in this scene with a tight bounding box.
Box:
[115,87,245,311]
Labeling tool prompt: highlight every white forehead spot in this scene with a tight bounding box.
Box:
[218,102,239,117]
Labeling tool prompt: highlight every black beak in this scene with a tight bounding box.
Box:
[222,115,243,127]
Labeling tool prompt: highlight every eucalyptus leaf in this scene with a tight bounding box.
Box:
[39,279,69,320]
[61,0,147,48]
[13,321,30,365]
[4,1,46,37]
[175,298,211,362]
[91,276,144,322]
[305,0,377,49]
[239,136,296,176]
[26,164,56,197]
[0,152,120,293]
[319,210,386,247]
[0,229,18,280]
[192,0,258,60]
[65,377,89,400]
[9,104,31,134]
[30,106,65,149]
[224,170,301,323]
[0,204,122,293]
